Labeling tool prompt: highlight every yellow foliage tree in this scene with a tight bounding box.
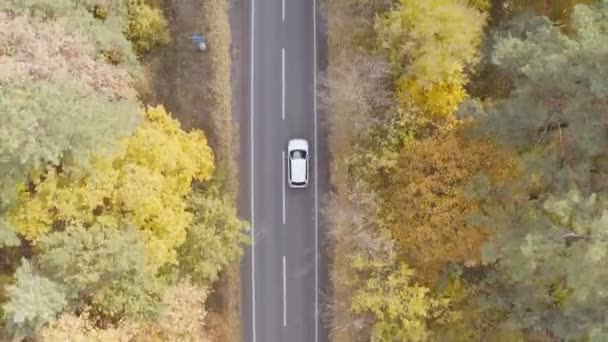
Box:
[381,130,518,280]
[376,0,487,118]
[127,0,170,55]
[350,256,446,342]
[397,77,466,120]
[377,0,486,85]
[10,106,214,270]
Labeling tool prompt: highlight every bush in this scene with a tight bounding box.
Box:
[127,0,170,55]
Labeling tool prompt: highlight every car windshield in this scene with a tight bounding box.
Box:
[290,150,306,159]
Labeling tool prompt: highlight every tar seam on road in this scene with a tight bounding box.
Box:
[282,48,286,121]
[282,150,286,225]
[313,0,319,339]
[283,255,287,327]
[250,0,256,339]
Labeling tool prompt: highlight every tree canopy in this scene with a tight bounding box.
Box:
[471,0,608,169]
[466,1,608,339]
[350,256,441,342]
[0,0,242,340]
[3,260,67,339]
[176,187,249,285]
[481,189,608,340]
[36,223,165,321]
[10,106,214,269]
[381,130,518,279]
[376,0,486,118]
[0,13,140,201]
[326,0,608,340]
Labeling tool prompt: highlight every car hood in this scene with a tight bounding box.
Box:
[291,159,307,183]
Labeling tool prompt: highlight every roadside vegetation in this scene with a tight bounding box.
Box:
[141,0,241,338]
[325,0,605,340]
[0,0,247,341]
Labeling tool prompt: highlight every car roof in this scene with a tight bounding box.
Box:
[290,158,307,183]
[288,139,308,152]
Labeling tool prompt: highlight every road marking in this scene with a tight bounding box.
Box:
[282,0,285,21]
[313,0,319,340]
[282,48,285,121]
[250,0,256,339]
[282,150,286,225]
[283,255,287,327]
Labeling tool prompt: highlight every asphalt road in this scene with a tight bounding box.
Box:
[240,0,328,341]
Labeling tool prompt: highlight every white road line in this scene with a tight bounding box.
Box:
[313,0,319,339]
[283,255,287,327]
[250,0,256,339]
[282,150,286,225]
[282,48,286,121]
[282,0,285,21]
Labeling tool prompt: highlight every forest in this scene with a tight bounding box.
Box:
[0,0,246,340]
[325,0,608,341]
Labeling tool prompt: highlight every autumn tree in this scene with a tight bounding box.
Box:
[139,280,212,342]
[0,0,139,66]
[10,106,214,270]
[321,55,407,193]
[380,130,517,280]
[38,312,139,342]
[350,256,443,342]
[0,0,86,20]
[38,280,213,342]
[329,188,450,342]
[376,0,487,118]
[0,13,140,202]
[0,1,222,340]
[0,14,136,98]
[127,0,170,55]
[0,0,169,58]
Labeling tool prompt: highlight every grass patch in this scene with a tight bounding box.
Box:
[199,1,241,340]
[200,0,238,202]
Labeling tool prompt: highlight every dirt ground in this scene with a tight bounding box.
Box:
[143,0,211,132]
[141,0,244,341]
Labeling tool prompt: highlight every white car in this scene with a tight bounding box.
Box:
[287,139,309,188]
